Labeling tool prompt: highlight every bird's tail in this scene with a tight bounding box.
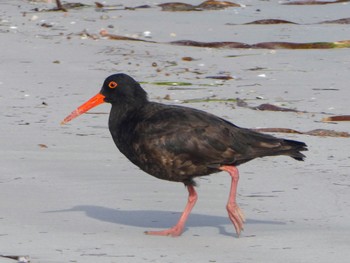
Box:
[279,139,308,161]
[235,128,308,164]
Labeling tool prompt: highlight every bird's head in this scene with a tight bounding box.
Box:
[61,73,147,125]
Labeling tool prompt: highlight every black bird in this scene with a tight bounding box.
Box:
[62,73,307,237]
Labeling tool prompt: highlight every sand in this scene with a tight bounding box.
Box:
[1,0,350,262]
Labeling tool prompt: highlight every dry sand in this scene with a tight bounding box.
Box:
[1,0,350,262]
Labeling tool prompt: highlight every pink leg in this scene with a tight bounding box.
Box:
[220,165,246,237]
[145,185,198,237]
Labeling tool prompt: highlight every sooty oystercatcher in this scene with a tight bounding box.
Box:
[62,73,307,237]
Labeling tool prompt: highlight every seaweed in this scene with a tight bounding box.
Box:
[322,115,350,122]
[158,0,240,11]
[282,0,350,5]
[253,128,350,138]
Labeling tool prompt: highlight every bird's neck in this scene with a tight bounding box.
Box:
[108,87,149,152]
[108,99,147,134]
[108,101,146,160]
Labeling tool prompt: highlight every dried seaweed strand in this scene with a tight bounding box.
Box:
[322,115,350,122]
[253,128,350,138]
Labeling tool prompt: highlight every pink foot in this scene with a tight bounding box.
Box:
[227,202,245,236]
[145,225,184,237]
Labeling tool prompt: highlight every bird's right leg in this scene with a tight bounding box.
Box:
[220,165,245,236]
[145,184,197,237]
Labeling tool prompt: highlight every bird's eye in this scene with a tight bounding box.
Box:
[108,81,118,89]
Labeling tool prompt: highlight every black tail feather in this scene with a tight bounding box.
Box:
[280,139,308,161]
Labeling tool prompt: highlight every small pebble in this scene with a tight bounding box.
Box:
[100,15,110,20]
[143,31,152,38]
[31,15,39,21]
[182,57,194,61]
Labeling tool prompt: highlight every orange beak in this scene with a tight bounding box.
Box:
[61,93,106,125]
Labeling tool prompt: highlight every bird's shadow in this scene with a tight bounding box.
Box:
[45,205,285,236]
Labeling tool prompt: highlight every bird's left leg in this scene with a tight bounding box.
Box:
[220,165,245,236]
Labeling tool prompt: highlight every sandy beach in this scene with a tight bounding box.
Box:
[1,0,350,262]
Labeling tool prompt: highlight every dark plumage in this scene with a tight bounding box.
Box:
[62,73,307,237]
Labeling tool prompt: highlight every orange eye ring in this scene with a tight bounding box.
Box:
[108,81,118,89]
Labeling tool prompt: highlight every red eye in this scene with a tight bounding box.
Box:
[108,81,118,89]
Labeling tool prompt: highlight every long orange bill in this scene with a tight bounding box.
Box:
[61,93,106,125]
